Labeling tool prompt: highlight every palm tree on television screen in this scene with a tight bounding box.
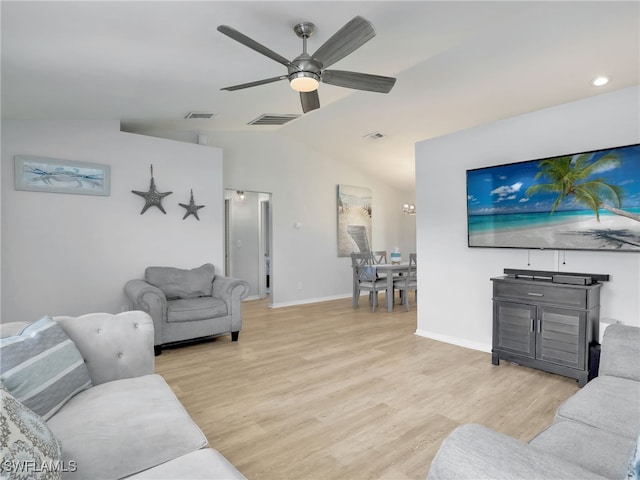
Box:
[525,152,640,222]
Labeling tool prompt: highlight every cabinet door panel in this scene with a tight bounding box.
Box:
[537,307,586,369]
[494,302,535,358]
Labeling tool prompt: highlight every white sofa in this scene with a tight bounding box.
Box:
[0,311,245,479]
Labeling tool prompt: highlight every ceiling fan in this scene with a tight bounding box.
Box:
[217,16,396,114]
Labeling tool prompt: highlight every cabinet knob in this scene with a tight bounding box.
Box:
[528,292,544,297]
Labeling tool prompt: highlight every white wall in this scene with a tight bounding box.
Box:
[415,86,640,351]
[144,130,416,307]
[1,120,224,322]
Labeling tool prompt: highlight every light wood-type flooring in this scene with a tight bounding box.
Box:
[155,296,579,480]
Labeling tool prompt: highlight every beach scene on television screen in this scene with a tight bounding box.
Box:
[467,144,640,251]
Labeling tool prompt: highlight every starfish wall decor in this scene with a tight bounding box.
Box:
[180,189,205,220]
[132,164,172,214]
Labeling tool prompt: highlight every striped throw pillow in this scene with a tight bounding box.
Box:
[0,316,92,420]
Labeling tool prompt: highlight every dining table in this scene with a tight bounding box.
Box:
[352,262,413,312]
[377,263,414,312]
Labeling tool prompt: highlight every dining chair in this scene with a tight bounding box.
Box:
[351,252,388,312]
[372,249,403,284]
[393,253,417,311]
[371,250,387,264]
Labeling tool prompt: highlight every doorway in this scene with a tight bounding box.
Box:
[225,189,272,302]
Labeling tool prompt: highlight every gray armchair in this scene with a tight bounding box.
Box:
[124,263,250,355]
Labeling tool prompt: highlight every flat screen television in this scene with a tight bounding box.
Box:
[467,143,640,251]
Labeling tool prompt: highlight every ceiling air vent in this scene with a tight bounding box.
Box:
[248,114,300,126]
[185,112,215,119]
[364,131,385,140]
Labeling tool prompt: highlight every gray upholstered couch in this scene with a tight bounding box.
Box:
[0,311,245,479]
[427,323,640,479]
[125,263,249,355]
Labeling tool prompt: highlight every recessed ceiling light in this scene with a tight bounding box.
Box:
[592,76,610,87]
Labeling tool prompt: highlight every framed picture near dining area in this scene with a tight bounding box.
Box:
[337,184,372,257]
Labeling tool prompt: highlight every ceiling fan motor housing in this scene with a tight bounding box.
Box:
[288,54,322,91]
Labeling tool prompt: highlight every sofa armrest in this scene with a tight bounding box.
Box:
[599,324,640,381]
[427,424,607,480]
[211,275,250,331]
[53,311,154,386]
[125,279,167,346]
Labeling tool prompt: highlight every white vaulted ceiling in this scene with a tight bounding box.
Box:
[2,1,639,191]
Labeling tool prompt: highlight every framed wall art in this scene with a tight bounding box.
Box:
[337,184,372,257]
[14,155,111,196]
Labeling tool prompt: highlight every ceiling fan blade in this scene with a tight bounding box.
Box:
[300,90,320,113]
[217,25,297,70]
[221,75,287,91]
[322,70,396,93]
[311,16,376,69]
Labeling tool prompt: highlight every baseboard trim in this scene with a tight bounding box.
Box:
[415,329,491,353]
[269,293,352,308]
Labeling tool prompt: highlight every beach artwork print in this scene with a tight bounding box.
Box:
[467,144,640,251]
[14,155,111,196]
[337,184,372,257]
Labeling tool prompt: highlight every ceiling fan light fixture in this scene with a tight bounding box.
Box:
[289,71,320,92]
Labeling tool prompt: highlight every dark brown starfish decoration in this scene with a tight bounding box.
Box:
[132,164,172,214]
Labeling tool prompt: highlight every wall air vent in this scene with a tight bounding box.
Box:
[248,114,300,126]
[185,112,215,119]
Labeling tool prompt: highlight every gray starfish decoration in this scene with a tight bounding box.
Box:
[179,189,205,220]
[132,164,172,214]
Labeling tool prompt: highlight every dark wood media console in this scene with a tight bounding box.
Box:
[491,270,604,387]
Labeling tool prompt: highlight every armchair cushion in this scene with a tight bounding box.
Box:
[0,316,92,420]
[167,297,228,323]
[145,263,215,300]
